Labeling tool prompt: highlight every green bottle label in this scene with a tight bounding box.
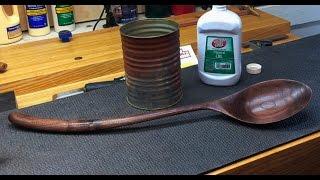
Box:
[204,36,235,74]
[55,5,75,26]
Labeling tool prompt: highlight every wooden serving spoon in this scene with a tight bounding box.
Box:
[8,79,312,133]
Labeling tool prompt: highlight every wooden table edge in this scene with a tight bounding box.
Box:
[207,131,320,175]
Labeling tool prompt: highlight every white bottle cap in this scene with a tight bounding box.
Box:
[246,63,262,74]
[212,5,227,11]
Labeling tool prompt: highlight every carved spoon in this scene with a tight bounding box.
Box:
[8,79,312,133]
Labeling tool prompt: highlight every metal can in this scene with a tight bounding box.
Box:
[120,19,182,110]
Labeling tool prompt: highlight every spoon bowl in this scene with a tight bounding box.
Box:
[8,79,312,132]
[214,79,312,124]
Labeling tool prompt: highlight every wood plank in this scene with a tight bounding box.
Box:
[3,58,124,95]
[241,33,300,53]
[170,9,291,42]
[0,26,121,86]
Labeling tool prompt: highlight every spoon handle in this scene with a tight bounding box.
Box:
[8,102,210,133]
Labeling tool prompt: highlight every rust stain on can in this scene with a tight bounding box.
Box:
[120,19,182,110]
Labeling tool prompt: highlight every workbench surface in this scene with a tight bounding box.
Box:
[2,10,318,175]
[0,34,320,175]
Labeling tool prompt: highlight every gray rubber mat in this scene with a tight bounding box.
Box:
[0,91,16,113]
[0,34,319,175]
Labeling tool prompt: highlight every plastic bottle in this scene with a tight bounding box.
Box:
[25,5,50,36]
[51,5,76,32]
[172,5,195,16]
[111,5,138,25]
[145,5,171,18]
[197,5,242,86]
[0,5,23,45]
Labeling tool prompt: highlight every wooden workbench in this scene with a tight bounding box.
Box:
[0,9,295,109]
[2,10,318,175]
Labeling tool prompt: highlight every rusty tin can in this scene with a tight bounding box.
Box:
[120,19,182,110]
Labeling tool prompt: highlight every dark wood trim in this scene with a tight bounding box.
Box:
[208,131,320,175]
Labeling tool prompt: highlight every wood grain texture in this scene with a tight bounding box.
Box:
[169,9,291,42]
[208,131,320,175]
[0,10,291,109]
[241,33,300,53]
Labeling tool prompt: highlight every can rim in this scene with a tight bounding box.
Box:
[120,18,179,39]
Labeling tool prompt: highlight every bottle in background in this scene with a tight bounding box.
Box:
[0,5,23,45]
[25,5,50,36]
[51,5,76,32]
[103,5,118,28]
[172,5,195,16]
[111,5,138,25]
[145,5,171,18]
[197,5,242,86]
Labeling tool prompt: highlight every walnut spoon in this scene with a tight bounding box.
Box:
[8,79,312,133]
